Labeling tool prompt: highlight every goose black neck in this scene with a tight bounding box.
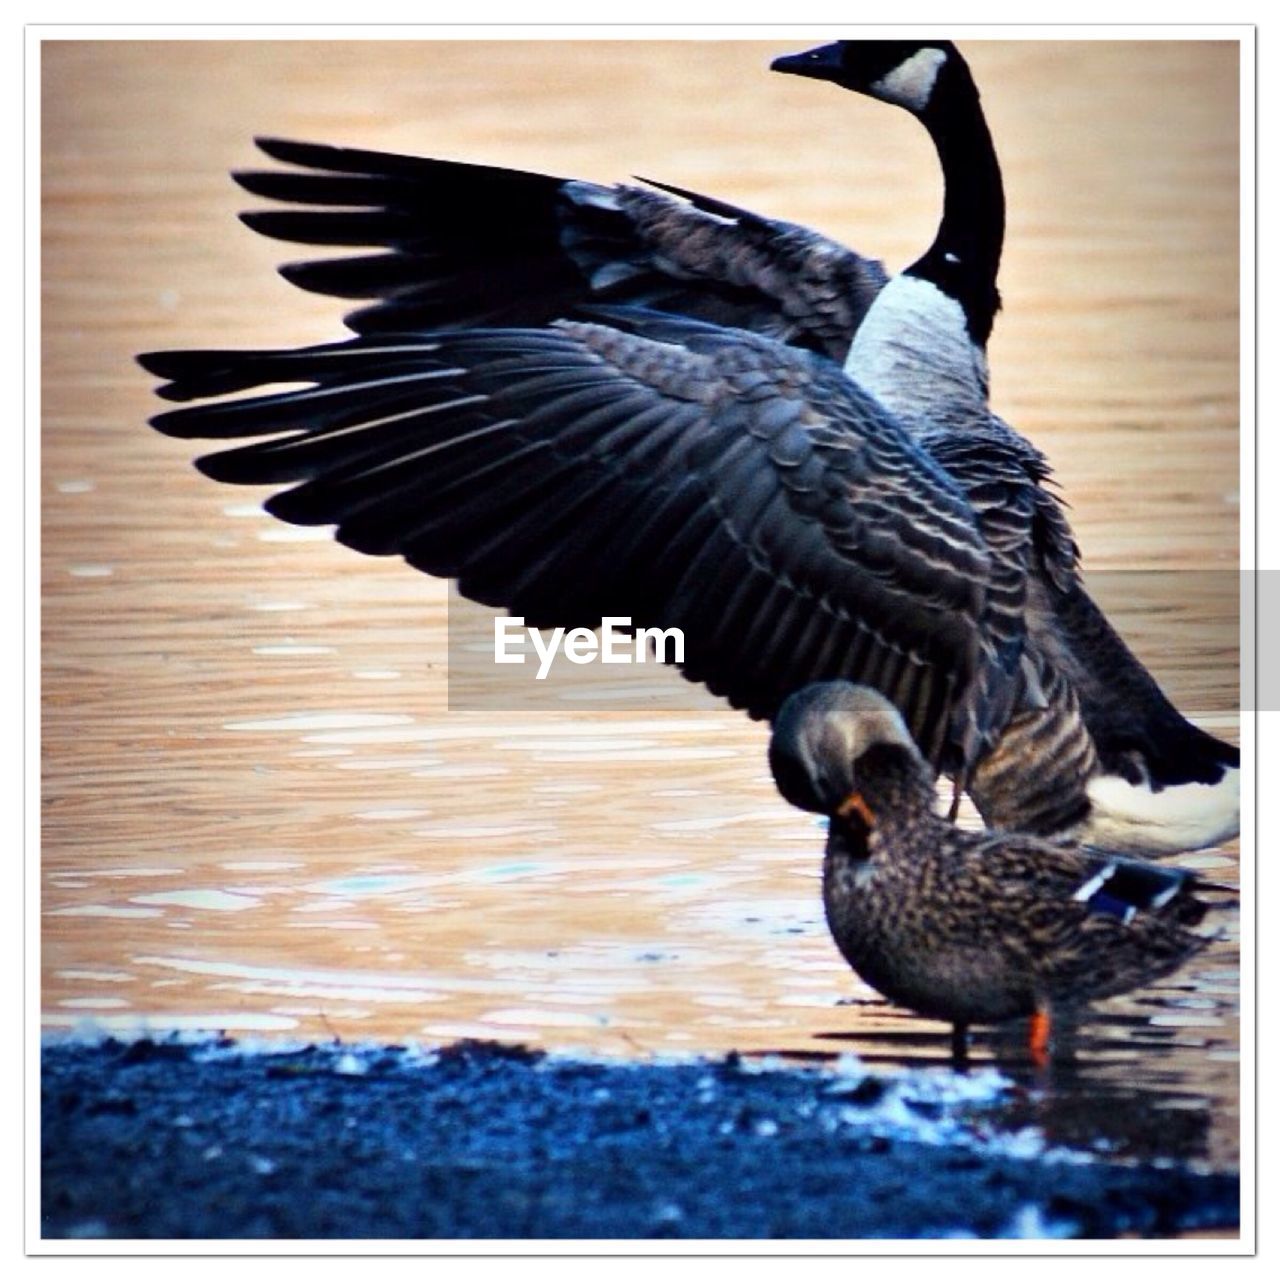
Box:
[905,61,1004,347]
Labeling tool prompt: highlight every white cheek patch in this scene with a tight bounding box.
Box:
[870,47,948,112]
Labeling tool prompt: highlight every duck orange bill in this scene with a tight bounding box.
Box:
[836,791,876,826]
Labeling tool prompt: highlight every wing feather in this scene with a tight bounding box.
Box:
[232,137,888,359]
[142,320,998,747]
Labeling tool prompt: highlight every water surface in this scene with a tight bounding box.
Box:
[42,40,1242,1174]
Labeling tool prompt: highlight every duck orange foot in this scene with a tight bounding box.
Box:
[1028,1008,1051,1067]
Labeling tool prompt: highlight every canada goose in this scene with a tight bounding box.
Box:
[768,683,1227,1063]
[139,41,1239,855]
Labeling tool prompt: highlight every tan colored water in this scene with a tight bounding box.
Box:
[42,40,1241,1167]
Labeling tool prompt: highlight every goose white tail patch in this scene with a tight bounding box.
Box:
[1083,765,1240,855]
[870,47,948,113]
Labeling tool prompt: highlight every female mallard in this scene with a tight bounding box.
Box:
[768,682,1225,1063]
[139,41,1238,855]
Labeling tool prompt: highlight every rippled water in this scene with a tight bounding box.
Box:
[42,39,1242,1175]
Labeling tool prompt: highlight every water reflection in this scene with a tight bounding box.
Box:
[798,962,1240,1169]
[44,698,1238,1172]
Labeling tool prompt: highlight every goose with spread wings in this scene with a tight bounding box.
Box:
[140,40,1239,855]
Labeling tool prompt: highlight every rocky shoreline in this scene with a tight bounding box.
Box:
[40,1036,1239,1241]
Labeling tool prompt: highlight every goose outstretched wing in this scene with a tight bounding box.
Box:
[234,138,889,361]
[141,315,998,763]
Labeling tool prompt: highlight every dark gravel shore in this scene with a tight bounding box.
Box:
[41,1037,1239,1241]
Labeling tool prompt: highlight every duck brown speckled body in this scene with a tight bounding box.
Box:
[769,682,1225,1061]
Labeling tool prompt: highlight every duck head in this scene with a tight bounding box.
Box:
[769,682,927,816]
[770,40,966,119]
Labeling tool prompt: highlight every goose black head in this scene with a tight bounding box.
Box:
[770,40,966,118]
[769,682,925,816]
[773,38,1002,349]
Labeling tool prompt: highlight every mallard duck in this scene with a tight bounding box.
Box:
[139,41,1238,855]
[768,682,1224,1063]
